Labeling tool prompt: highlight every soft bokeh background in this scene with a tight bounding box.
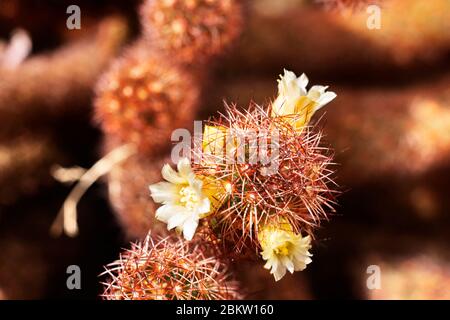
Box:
[0,0,449,299]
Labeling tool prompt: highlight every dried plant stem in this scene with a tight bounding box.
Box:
[51,144,137,237]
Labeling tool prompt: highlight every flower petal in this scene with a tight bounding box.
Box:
[263,259,273,270]
[155,205,177,223]
[203,125,226,156]
[182,218,199,241]
[197,197,211,216]
[188,175,203,192]
[297,73,309,92]
[167,212,188,230]
[177,157,192,178]
[149,182,178,204]
[161,163,185,184]
[309,85,328,94]
[272,264,287,282]
[271,96,285,116]
[283,69,297,80]
[282,256,295,274]
[314,91,337,111]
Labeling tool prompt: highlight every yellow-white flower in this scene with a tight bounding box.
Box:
[258,221,312,281]
[149,157,211,240]
[271,69,336,129]
[203,125,227,156]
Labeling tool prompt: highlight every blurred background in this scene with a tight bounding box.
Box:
[0,0,449,299]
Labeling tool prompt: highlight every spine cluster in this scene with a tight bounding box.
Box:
[102,234,241,300]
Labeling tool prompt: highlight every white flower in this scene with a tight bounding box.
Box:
[271,69,336,129]
[258,221,312,281]
[149,157,211,240]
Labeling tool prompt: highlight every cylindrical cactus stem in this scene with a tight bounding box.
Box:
[314,0,383,12]
[220,0,450,77]
[324,82,450,182]
[94,40,201,155]
[0,16,128,139]
[101,233,242,300]
[140,0,245,66]
[0,135,64,205]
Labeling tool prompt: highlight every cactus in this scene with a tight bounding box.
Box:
[98,0,337,296]
[0,136,63,205]
[140,0,244,65]
[95,41,201,155]
[101,234,241,300]
[0,16,128,139]
[147,70,339,281]
[192,104,336,253]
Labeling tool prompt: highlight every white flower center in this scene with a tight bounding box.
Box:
[179,186,199,210]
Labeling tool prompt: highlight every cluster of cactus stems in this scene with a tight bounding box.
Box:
[98,0,246,299]
[148,85,337,282]
[102,234,241,300]
[95,1,244,155]
[190,105,336,254]
[98,0,338,299]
